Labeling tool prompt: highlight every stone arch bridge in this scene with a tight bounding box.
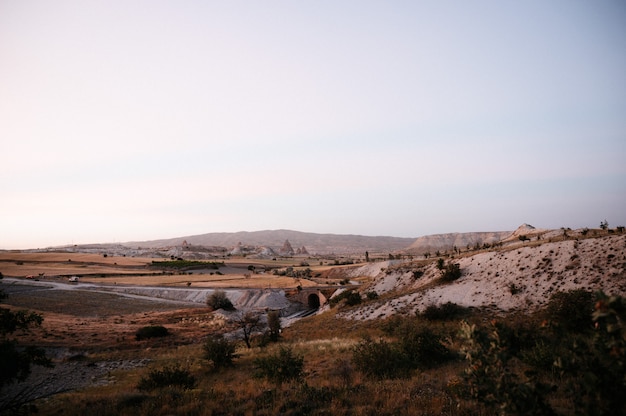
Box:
[289,287,337,309]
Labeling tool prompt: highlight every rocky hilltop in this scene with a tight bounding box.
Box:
[339,232,626,319]
[405,224,554,254]
[405,230,511,254]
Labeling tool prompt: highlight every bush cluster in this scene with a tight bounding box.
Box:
[206,290,235,311]
[330,290,362,307]
[544,289,594,331]
[440,262,462,282]
[135,325,169,341]
[254,346,304,386]
[457,289,626,415]
[352,337,411,379]
[353,325,453,380]
[203,335,236,370]
[421,302,470,321]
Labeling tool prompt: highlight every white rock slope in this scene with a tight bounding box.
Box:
[342,234,626,320]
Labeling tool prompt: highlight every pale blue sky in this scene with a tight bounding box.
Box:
[1,1,625,249]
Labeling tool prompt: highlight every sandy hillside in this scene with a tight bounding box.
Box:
[340,233,626,320]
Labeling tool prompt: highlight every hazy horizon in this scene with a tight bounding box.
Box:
[2,1,625,249]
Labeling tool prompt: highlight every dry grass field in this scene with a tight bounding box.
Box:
[0,252,327,288]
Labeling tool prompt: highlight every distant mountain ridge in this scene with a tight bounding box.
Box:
[40,225,550,256]
[126,229,417,255]
[125,226,545,255]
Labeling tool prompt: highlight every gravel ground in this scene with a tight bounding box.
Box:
[0,348,151,411]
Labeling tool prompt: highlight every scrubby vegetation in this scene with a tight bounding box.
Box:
[329,289,362,307]
[35,289,626,415]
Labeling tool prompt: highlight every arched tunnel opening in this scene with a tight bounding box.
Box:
[307,293,321,309]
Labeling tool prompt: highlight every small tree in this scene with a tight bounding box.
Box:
[436,257,445,270]
[203,335,236,369]
[206,290,234,311]
[600,220,609,230]
[237,311,265,348]
[267,310,281,342]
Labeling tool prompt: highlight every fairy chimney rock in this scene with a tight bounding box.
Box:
[280,239,295,256]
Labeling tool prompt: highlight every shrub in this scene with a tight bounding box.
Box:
[422,302,470,321]
[459,321,555,415]
[365,291,378,300]
[206,290,234,311]
[254,346,304,386]
[137,365,196,391]
[412,270,424,280]
[521,339,558,371]
[345,291,362,306]
[278,384,334,414]
[399,327,453,369]
[586,292,626,413]
[441,262,462,282]
[545,289,594,332]
[353,337,412,379]
[135,325,169,341]
[509,283,523,295]
[203,335,236,369]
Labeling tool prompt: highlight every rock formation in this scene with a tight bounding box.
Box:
[406,231,511,255]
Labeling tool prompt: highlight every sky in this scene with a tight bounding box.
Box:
[1,1,625,249]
